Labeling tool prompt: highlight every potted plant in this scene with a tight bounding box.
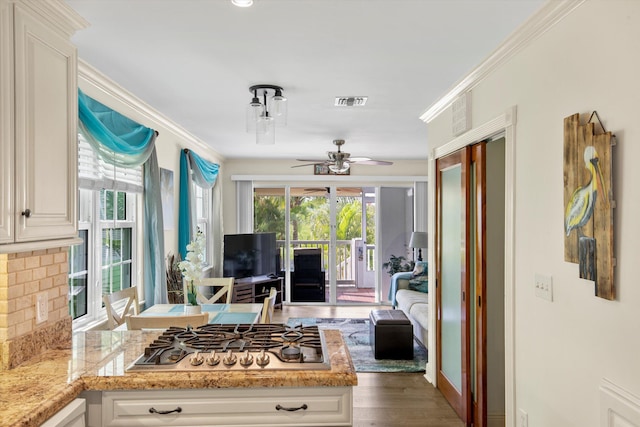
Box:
[382,254,415,277]
[178,232,205,314]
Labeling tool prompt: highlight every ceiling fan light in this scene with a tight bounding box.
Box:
[329,161,350,173]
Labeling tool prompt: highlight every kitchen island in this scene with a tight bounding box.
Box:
[0,329,356,427]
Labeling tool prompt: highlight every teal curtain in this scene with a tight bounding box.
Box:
[78,89,167,307]
[178,149,220,259]
[78,90,155,167]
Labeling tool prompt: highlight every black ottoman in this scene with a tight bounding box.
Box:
[369,309,413,360]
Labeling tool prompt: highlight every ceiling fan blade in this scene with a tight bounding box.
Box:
[296,158,330,163]
[350,158,394,166]
[291,163,321,168]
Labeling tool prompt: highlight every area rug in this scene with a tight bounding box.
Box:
[287,317,428,373]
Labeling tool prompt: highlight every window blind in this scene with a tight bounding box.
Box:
[78,133,143,193]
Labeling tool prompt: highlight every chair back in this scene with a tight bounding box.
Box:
[260,287,278,323]
[193,277,235,304]
[124,313,209,330]
[103,287,139,330]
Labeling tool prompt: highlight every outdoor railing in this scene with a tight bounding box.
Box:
[277,239,373,284]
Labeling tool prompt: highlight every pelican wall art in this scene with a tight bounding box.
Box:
[563,112,615,300]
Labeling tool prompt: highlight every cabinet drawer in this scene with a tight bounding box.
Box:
[103,387,352,426]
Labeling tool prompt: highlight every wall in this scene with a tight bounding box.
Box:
[485,139,505,420]
[426,2,640,425]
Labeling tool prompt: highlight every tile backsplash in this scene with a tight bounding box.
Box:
[0,248,72,369]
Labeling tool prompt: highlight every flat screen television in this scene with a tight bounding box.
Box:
[223,233,277,279]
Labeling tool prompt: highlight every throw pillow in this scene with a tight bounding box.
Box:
[412,261,427,277]
[408,279,428,293]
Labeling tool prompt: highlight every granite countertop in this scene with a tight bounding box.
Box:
[0,329,356,427]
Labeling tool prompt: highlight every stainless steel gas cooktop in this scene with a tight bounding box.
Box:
[126,323,330,372]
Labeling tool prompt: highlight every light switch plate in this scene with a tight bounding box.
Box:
[36,292,48,324]
[535,273,553,302]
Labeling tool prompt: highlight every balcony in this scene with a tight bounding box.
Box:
[277,239,376,303]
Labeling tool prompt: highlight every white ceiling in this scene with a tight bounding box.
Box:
[66,0,544,163]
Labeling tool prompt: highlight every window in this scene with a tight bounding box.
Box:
[68,135,141,328]
[194,184,212,268]
[68,229,88,320]
[99,189,135,296]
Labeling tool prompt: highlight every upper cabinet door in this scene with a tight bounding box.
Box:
[0,0,14,244]
[13,4,78,242]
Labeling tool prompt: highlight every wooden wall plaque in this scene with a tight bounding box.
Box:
[563,113,615,300]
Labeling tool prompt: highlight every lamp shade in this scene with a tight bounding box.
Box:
[409,231,428,249]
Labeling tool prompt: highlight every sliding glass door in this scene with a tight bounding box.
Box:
[254,186,379,304]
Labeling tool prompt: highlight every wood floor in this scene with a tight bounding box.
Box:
[273,305,464,427]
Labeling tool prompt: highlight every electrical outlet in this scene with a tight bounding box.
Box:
[518,408,528,427]
[36,292,48,324]
[534,273,553,302]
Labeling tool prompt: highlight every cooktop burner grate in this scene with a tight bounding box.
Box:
[127,323,330,372]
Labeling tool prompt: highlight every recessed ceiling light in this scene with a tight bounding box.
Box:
[231,0,253,7]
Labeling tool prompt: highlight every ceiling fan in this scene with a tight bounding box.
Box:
[292,139,393,173]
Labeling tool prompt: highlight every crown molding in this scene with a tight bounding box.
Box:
[420,0,585,124]
[16,0,89,37]
[78,59,222,162]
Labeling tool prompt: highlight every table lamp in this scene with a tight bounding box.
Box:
[409,231,428,261]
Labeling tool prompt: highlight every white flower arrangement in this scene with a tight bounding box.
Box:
[178,232,205,306]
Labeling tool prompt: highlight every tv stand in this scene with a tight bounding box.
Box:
[231,275,284,310]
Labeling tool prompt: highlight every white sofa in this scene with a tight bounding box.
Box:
[391,272,429,348]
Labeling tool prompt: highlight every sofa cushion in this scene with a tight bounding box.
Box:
[408,302,429,331]
[396,289,428,313]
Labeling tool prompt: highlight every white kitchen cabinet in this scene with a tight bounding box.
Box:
[0,0,86,248]
[84,387,353,427]
[41,398,86,427]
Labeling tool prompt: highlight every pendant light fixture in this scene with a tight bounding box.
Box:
[247,84,287,145]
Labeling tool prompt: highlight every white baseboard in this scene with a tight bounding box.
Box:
[488,412,505,427]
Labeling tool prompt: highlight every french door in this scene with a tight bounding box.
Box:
[435,143,487,426]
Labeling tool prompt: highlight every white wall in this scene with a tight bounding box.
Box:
[426,2,640,426]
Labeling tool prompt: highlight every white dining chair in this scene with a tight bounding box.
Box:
[124,312,209,330]
[191,277,235,304]
[260,287,278,324]
[103,286,139,330]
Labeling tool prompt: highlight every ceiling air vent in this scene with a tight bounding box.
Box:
[334,96,368,107]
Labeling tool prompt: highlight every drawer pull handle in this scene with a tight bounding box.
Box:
[21,209,31,218]
[149,406,182,415]
[276,403,308,412]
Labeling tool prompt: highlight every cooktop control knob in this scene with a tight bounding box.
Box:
[239,350,254,367]
[206,350,220,366]
[189,351,204,366]
[223,350,237,366]
[256,349,270,367]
